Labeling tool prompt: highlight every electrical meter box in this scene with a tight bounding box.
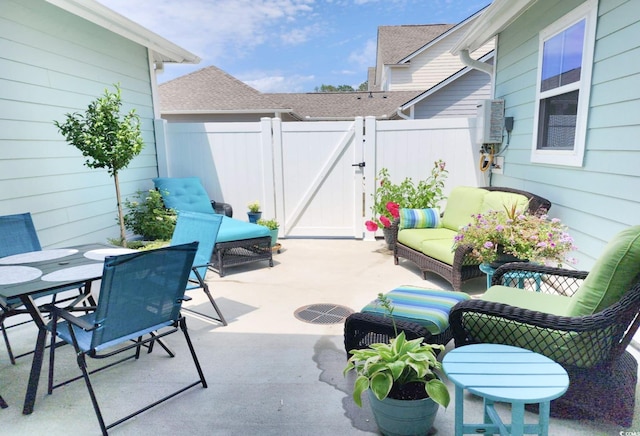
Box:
[476,99,505,144]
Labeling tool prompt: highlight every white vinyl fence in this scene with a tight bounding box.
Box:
[157,116,485,239]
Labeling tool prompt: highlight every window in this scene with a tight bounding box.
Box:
[531,0,597,166]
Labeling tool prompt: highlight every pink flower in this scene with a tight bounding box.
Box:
[379,216,391,228]
[365,220,379,232]
[386,202,400,218]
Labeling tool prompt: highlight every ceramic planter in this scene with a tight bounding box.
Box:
[367,390,439,436]
[247,211,262,223]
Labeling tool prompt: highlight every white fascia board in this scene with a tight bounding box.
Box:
[451,0,539,55]
[398,7,488,64]
[45,0,200,64]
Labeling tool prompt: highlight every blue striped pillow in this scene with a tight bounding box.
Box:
[399,208,440,229]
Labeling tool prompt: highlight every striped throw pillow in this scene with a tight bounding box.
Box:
[399,208,440,229]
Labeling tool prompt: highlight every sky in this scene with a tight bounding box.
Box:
[97,0,491,93]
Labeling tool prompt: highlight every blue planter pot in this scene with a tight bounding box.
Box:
[247,211,262,223]
[367,391,439,436]
[268,228,279,247]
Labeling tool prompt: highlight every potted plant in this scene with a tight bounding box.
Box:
[123,189,177,242]
[453,204,576,268]
[54,84,144,247]
[257,218,279,247]
[344,295,450,436]
[365,160,448,248]
[247,200,262,223]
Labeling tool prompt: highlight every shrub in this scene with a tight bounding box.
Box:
[123,189,176,241]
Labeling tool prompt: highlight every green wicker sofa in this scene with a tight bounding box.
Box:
[391,186,551,291]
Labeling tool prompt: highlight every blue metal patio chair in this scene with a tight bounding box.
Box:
[44,243,204,436]
[170,211,227,325]
[0,213,89,364]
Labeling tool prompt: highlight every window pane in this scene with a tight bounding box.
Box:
[537,90,579,150]
[541,20,585,92]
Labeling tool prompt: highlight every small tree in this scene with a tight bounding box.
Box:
[54,84,144,246]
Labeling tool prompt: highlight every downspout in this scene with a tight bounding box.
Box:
[459,49,493,76]
[395,107,411,120]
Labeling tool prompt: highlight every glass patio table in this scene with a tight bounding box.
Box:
[0,243,136,414]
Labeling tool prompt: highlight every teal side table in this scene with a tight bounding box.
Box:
[443,344,569,436]
[479,263,542,290]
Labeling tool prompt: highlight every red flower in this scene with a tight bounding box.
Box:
[379,216,391,228]
[386,202,400,218]
[365,220,379,232]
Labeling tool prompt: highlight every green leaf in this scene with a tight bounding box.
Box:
[352,376,370,407]
[426,379,450,408]
[370,372,393,401]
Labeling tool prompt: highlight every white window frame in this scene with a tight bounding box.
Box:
[531,0,598,167]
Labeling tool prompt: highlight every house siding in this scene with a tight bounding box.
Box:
[413,68,492,118]
[491,0,640,268]
[1,0,158,247]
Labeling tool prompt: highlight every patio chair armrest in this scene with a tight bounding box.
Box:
[212,200,233,217]
[449,288,640,368]
[492,263,588,297]
[44,304,97,331]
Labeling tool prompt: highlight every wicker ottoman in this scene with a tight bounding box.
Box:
[344,286,470,355]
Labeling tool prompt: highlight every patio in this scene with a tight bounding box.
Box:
[0,238,637,435]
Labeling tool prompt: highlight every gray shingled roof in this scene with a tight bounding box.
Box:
[266,91,422,120]
[159,66,289,112]
[377,24,455,65]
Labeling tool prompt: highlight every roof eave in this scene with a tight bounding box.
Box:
[161,109,293,115]
[45,0,200,64]
[451,0,540,55]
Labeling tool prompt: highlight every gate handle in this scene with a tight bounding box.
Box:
[351,162,365,168]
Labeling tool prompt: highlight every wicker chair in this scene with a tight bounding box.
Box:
[449,262,640,427]
[391,186,551,291]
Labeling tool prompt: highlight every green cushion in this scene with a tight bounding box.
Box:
[441,186,487,231]
[362,286,470,335]
[481,191,529,214]
[482,285,573,316]
[397,228,456,251]
[399,208,440,229]
[420,239,456,265]
[567,225,640,316]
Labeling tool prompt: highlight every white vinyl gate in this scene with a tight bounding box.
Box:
[160,116,481,239]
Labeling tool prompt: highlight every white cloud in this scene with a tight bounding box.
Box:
[98,0,315,61]
[242,73,315,93]
[348,39,377,69]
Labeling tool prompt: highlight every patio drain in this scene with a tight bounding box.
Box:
[294,304,354,324]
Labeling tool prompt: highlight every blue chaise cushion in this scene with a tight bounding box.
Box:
[153,177,214,214]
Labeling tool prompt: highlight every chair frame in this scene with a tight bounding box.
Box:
[0,212,91,364]
[449,262,640,427]
[43,244,207,435]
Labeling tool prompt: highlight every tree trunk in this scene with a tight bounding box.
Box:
[113,171,127,247]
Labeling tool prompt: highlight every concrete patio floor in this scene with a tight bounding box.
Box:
[0,238,638,435]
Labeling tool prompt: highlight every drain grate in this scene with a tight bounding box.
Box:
[294,303,354,325]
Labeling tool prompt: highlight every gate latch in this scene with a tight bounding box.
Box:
[351,162,365,168]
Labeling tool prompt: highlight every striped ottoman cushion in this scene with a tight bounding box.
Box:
[361,285,470,335]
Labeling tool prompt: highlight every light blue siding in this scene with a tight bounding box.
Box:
[0,0,159,247]
[491,0,640,268]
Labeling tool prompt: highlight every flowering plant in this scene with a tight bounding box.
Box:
[365,160,448,231]
[453,205,576,266]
